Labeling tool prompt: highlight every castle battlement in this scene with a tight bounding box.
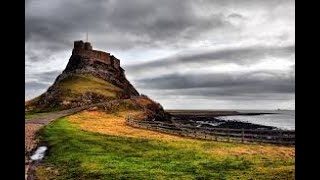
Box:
[72,40,120,69]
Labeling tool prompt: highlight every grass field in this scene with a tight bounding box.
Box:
[36,110,295,180]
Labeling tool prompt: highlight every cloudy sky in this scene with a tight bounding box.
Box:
[25,0,295,110]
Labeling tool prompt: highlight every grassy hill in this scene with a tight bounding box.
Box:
[26,74,127,112]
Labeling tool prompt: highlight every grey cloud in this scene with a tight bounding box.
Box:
[25,0,295,109]
[25,0,237,51]
[125,45,295,72]
[25,81,51,100]
[25,0,244,67]
[36,70,62,83]
[25,0,294,50]
[135,70,295,96]
[25,0,294,60]
[151,89,294,101]
[25,48,60,62]
[25,70,62,100]
[189,0,294,9]
[25,81,51,89]
[227,13,244,19]
[27,70,62,84]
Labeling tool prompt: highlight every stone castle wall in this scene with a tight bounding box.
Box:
[110,55,120,69]
[72,40,119,68]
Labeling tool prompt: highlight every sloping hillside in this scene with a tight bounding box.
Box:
[25,41,167,118]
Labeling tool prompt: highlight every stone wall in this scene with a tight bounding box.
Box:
[111,55,120,69]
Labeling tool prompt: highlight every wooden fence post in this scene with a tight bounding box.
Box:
[215,130,218,141]
[241,128,244,143]
[227,129,230,142]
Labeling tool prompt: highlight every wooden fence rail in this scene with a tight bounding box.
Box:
[126,118,295,145]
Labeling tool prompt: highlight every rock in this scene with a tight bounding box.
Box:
[88,106,98,111]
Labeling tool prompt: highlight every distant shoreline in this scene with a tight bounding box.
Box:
[167,110,283,130]
[166,110,277,117]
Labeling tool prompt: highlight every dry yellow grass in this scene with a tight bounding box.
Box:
[58,74,122,98]
[205,143,294,158]
[69,110,182,141]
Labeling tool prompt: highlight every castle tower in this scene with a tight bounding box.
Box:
[72,40,115,66]
[84,42,92,50]
[74,40,84,49]
[73,40,92,50]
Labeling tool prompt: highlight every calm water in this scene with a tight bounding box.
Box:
[216,110,295,130]
[30,146,47,161]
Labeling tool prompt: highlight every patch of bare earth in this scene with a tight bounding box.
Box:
[25,124,43,179]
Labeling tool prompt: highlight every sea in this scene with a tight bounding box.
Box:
[215,110,295,130]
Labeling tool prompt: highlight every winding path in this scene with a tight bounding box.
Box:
[25,102,108,180]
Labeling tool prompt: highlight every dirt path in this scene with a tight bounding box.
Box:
[25,102,109,180]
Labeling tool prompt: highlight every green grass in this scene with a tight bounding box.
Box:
[37,116,294,180]
[58,74,122,98]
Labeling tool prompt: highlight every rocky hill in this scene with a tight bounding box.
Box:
[26,40,170,120]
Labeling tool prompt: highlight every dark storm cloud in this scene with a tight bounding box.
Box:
[106,1,233,45]
[135,70,294,97]
[25,0,237,50]
[25,0,108,41]
[125,45,295,72]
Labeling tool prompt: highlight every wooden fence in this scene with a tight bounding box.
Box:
[126,118,295,145]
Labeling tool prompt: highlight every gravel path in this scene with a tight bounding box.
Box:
[25,102,108,180]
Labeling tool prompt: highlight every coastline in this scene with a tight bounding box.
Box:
[167,110,285,130]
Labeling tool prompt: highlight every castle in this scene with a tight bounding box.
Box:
[72,40,120,69]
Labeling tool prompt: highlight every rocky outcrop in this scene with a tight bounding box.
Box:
[26,42,140,111]
[60,54,139,97]
[26,40,170,123]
